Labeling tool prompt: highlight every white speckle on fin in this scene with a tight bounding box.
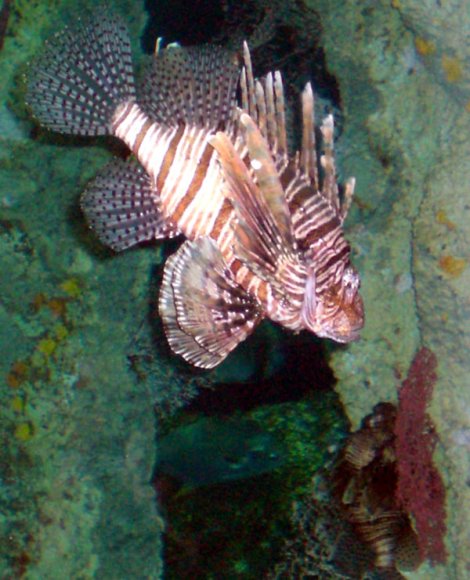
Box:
[140,45,239,131]
[81,159,180,251]
[27,10,135,136]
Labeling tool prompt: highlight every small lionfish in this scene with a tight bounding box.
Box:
[27,10,364,368]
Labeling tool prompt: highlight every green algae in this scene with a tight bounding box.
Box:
[0,2,164,577]
[162,388,348,580]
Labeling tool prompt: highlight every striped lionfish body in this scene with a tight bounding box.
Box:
[27,10,364,368]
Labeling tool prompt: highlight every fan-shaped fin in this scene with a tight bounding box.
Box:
[140,44,239,131]
[27,10,135,136]
[159,238,262,368]
[81,159,180,251]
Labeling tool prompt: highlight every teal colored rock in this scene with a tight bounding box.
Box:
[0,2,164,578]
[307,1,470,577]
[157,416,286,487]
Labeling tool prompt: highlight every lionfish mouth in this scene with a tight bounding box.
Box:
[329,327,361,343]
[303,300,364,343]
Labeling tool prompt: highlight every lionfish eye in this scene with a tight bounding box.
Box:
[343,267,360,289]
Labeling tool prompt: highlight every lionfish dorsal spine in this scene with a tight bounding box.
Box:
[240,42,288,170]
[300,82,318,191]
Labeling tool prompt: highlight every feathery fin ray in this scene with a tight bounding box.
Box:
[81,159,180,252]
[27,10,135,136]
[140,44,239,130]
[159,238,262,369]
[210,116,295,284]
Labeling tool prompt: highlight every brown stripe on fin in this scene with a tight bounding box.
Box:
[81,159,180,252]
[210,115,295,280]
[319,114,340,215]
[238,112,292,242]
[209,130,275,273]
[140,44,239,131]
[159,238,262,369]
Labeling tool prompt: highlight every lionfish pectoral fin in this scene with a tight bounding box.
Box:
[210,118,295,280]
[159,238,263,369]
[238,112,294,246]
[81,159,180,252]
[209,130,275,274]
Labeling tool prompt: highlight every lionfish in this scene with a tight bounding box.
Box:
[27,10,364,368]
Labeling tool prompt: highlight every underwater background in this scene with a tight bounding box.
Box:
[1,0,469,578]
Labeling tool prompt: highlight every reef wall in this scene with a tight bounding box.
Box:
[1,1,164,577]
[306,0,470,577]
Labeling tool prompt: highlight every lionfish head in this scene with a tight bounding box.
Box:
[301,264,364,343]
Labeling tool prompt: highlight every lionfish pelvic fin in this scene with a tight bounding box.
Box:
[159,237,262,369]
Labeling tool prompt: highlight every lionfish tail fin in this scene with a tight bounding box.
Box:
[140,44,239,130]
[81,159,180,252]
[159,238,262,369]
[26,9,135,136]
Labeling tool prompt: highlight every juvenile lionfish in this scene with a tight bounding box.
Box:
[27,10,364,368]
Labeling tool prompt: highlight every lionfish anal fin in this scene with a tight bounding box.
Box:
[81,159,180,252]
[159,238,262,369]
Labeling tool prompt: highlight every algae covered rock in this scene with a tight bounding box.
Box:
[305,0,470,577]
[1,1,164,577]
